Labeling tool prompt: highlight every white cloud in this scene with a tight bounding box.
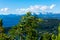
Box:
[16,8,26,15]
[16,5,53,13]
[40,6,48,11]
[50,4,56,9]
[16,5,48,15]
[16,4,56,15]
[0,8,9,12]
[0,4,56,15]
[0,8,9,15]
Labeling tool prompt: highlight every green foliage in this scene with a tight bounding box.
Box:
[57,24,60,40]
[20,12,42,40]
[0,19,2,26]
[0,19,9,40]
[40,32,52,40]
[51,34,56,40]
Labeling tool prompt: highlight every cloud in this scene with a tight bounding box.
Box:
[50,4,56,9]
[16,5,48,14]
[16,8,26,14]
[0,8,9,12]
[0,8,9,15]
[40,6,48,11]
[16,4,56,15]
[0,4,56,15]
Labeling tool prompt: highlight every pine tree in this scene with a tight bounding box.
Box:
[20,12,41,40]
[8,12,43,40]
[0,19,8,40]
[57,24,60,40]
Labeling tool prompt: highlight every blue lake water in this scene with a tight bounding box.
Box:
[0,15,20,27]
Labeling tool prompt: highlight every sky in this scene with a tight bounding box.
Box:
[0,0,60,15]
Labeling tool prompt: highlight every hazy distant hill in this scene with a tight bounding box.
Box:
[37,12,60,19]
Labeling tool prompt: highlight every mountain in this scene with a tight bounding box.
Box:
[0,13,60,27]
[37,12,60,19]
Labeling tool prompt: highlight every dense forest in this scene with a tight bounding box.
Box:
[0,12,60,40]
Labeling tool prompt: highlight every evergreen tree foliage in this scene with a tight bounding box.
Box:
[8,12,43,40]
[0,19,8,40]
[57,24,60,40]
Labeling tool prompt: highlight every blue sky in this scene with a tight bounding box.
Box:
[0,0,60,15]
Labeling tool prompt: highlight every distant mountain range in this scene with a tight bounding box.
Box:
[0,12,60,27]
[33,12,60,19]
